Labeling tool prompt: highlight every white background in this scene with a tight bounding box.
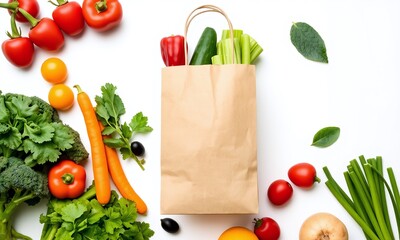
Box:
[1,0,400,239]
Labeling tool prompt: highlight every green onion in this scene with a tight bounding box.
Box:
[324,156,400,240]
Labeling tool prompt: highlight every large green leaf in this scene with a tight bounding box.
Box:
[290,22,328,63]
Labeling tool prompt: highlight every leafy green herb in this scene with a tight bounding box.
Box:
[95,83,153,170]
[290,22,328,63]
[323,156,400,240]
[0,91,88,167]
[40,183,155,240]
[311,126,340,147]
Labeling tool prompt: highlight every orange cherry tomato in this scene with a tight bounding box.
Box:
[41,57,68,84]
[48,84,74,111]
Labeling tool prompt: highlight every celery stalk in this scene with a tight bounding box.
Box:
[249,36,263,63]
[241,34,251,64]
[233,38,241,64]
[222,29,243,39]
[211,55,223,65]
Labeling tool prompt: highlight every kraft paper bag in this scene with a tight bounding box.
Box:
[160,5,258,214]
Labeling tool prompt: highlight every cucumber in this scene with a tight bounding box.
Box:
[189,27,218,65]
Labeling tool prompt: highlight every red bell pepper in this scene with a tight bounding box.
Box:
[82,0,122,32]
[160,35,186,67]
[48,160,86,199]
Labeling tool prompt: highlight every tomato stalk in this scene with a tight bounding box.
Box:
[17,8,39,27]
[6,11,21,39]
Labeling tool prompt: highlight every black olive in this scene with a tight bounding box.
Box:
[160,218,180,233]
[130,141,145,156]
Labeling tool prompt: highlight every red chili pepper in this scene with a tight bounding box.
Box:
[82,0,122,32]
[50,0,85,36]
[48,160,87,199]
[2,12,35,68]
[18,8,64,51]
[160,35,186,67]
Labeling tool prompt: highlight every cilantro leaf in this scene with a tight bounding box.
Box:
[94,84,153,170]
[129,112,153,134]
[100,83,125,120]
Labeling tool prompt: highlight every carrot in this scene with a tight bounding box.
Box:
[74,85,111,205]
[98,121,148,214]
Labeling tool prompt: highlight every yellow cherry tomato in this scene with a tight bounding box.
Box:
[218,226,258,240]
[48,84,74,111]
[41,57,68,84]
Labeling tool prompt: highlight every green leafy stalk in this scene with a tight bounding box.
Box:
[95,83,153,170]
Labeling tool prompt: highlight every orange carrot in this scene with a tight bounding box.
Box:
[98,121,148,214]
[74,85,111,205]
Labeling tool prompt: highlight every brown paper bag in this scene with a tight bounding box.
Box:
[160,5,258,214]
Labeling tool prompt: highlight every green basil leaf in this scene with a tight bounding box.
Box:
[312,126,340,147]
[290,22,328,63]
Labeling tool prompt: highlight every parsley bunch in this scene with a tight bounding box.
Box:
[0,91,88,167]
[95,83,153,170]
[40,183,155,240]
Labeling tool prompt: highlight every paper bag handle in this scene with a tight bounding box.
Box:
[184,5,235,65]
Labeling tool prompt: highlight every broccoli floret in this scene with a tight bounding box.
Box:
[60,124,89,164]
[0,156,50,240]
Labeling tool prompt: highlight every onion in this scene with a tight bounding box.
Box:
[299,212,348,240]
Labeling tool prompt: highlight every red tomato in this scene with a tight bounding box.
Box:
[2,37,35,68]
[28,18,65,51]
[82,0,123,31]
[253,217,281,240]
[288,162,320,188]
[52,1,85,36]
[267,179,293,206]
[8,0,40,23]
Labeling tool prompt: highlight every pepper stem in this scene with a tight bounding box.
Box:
[0,1,19,10]
[6,12,22,39]
[62,173,75,185]
[95,0,108,13]
[17,8,39,28]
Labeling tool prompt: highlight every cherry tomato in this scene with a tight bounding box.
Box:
[267,179,293,206]
[48,84,74,111]
[2,37,35,68]
[41,57,68,84]
[82,0,122,32]
[288,162,320,188]
[7,0,40,23]
[28,18,65,51]
[253,217,281,240]
[52,1,85,36]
